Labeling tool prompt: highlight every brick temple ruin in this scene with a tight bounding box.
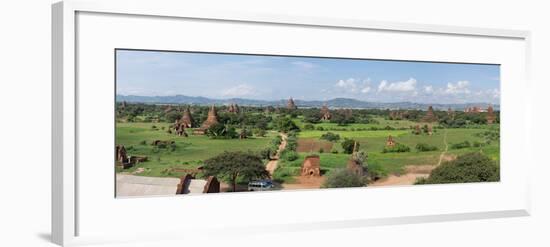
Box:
[301,155,321,177]
[176,174,220,194]
[193,105,219,135]
[486,105,496,124]
[386,135,396,147]
[320,104,331,120]
[287,97,297,110]
[180,106,194,128]
[422,106,438,123]
[171,106,194,137]
[115,145,147,169]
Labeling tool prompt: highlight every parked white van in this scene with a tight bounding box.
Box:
[248,180,274,191]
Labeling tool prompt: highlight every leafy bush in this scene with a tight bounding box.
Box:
[254,128,266,137]
[275,117,300,133]
[206,123,238,139]
[285,136,298,152]
[473,141,485,147]
[165,112,182,123]
[259,147,274,160]
[281,150,299,161]
[415,152,499,184]
[320,132,341,142]
[303,124,315,130]
[415,143,438,152]
[341,138,359,154]
[271,135,282,146]
[382,143,411,153]
[451,141,471,149]
[322,169,367,188]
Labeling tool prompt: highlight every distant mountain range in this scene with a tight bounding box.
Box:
[116,94,500,111]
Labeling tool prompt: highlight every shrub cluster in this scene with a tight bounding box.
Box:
[320,132,341,142]
[341,138,359,154]
[415,152,499,184]
[322,169,367,188]
[382,143,411,153]
[451,141,471,149]
[415,143,438,152]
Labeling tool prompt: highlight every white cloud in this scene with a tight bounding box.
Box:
[291,61,316,70]
[221,84,257,97]
[336,78,358,92]
[334,78,371,94]
[445,80,470,94]
[424,85,434,94]
[361,86,371,93]
[377,78,417,93]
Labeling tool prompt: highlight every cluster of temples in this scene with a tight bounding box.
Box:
[227,103,240,113]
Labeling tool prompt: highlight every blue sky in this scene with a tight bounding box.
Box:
[116,50,500,104]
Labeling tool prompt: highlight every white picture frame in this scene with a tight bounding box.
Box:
[52,0,532,246]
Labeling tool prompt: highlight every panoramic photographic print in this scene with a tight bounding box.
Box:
[115,49,500,197]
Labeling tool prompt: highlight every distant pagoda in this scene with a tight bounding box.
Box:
[287,97,297,110]
[320,104,331,120]
[180,106,194,128]
[164,104,174,113]
[228,103,240,114]
[386,135,396,147]
[486,105,496,124]
[422,106,438,123]
[202,105,219,128]
[193,105,219,135]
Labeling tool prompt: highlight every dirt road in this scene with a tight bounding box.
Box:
[265,133,288,175]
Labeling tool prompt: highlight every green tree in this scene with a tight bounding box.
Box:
[206,123,237,139]
[320,132,341,142]
[254,128,267,137]
[415,152,499,184]
[341,138,358,154]
[322,169,366,188]
[165,111,182,123]
[275,117,300,133]
[203,151,270,192]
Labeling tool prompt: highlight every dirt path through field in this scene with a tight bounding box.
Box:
[437,128,449,166]
[265,133,288,175]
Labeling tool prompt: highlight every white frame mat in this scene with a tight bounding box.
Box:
[52,0,532,246]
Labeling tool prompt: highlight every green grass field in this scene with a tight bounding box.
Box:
[290,125,499,178]
[116,122,275,177]
[116,120,499,182]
